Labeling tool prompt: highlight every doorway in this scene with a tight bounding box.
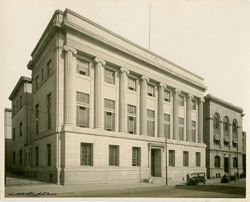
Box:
[151,149,161,177]
[224,157,229,173]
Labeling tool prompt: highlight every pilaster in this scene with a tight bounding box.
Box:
[140,76,149,135]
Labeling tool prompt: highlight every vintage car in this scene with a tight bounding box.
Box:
[221,174,236,183]
[186,172,206,185]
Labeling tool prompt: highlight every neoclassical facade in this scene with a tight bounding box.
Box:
[203,94,244,179]
[8,9,207,185]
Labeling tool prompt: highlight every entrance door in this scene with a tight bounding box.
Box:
[151,149,161,177]
[224,157,229,173]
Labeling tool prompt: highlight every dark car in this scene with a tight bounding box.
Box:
[221,174,236,183]
[187,172,206,185]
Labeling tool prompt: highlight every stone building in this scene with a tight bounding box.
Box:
[203,94,244,179]
[4,108,12,170]
[8,9,207,185]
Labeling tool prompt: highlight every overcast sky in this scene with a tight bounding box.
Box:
[1,0,250,136]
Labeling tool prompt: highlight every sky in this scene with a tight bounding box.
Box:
[1,0,250,137]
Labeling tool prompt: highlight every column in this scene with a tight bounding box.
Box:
[89,62,94,128]
[198,98,204,143]
[229,122,232,149]
[186,94,192,141]
[64,45,77,125]
[140,76,149,135]
[173,89,180,140]
[94,57,106,129]
[158,83,165,137]
[119,67,129,132]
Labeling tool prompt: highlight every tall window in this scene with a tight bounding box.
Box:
[214,156,220,168]
[12,128,15,140]
[41,68,44,81]
[132,147,141,166]
[183,151,189,167]
[20,95,22,106]
[224,116,229,135]
[128,105,136,134]
[164,114,170,138]
[47,144,51,166]
[213,113,220,134]
[81,143,93,166]
[164,91,170,102]
[35,104,39,135]
[35,147,39,167]
[147,84,155,97]
[196,152,201,167]
[105,69,115,84]
[233,157,238,168]
[76,58,89,76]
[47,93,52,129]
[47,59,52,76]
[109,145,119,166]
[178,95,184,106]
[76,92,89,128]
[192,121,196,142]
[104,99,115,131]
[19,150,22,165]
[147,110,155,136]
[192,100,196,110]
[169,150,175,167]
[128,77,136,91]
[19,122,22,137]
[13,152,15,165]
[179,118,184,140]
[35,75,39,90]
[232,119,238,147]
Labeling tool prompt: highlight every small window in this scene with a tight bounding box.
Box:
[19,122,22,137]
[20,95,22,106]
[47,144,51,166]
[233,157,238,168]
[109,145,119,166]
[41,68,44,81]
[81,143,93,166]
[128,77,136,91]
[132,147,141,166]
[214,156,220,168]
[178,95,184,106]
[183,151,189,167]
[47,60,52,76]
[192,100,196,110]
[76,58,89,76]
[164,91,170,102]
[105,69,115,84]
[196,152,201,167]
[147,84,155,97]
[169,150,175,167]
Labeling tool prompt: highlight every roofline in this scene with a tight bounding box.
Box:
[204,94,243,113]
[9,76,32,100]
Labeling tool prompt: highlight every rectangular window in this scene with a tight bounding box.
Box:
[179,117,184,140]
[164,114,170,138]
[128,77,136,91]
[47,144,51,166]
[13,128,15,140]
[41,68,44,81]
[19,122,22,137]
[169,150,175,167]
[178,95,184,106]
[105,69,115,84]
[19,150,22,165]
[192,121,196,142]
[47,93,52,129]
[35,75,39,90]
[183,151,189,167]
[104,99,115,131]
[76,58,89,76]
[132,147,141,166]
[76,92,89,128]
[196,152,201,167]
[20,95,22,106]
[109,145,119,166]
[35,104,39,135]
[147,84,155,97]
[164,91,170,102]
[128,105,136,134]
[147,110,155,136]
[13,152,15,165]
[47,60,52,76]
[81,143,93,166]
[35,147,39,167]
[192,100,196,110]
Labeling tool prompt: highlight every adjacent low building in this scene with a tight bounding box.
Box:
[203,94,244,179]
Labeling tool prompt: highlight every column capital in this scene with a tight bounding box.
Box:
[158,82,166,89]
[173,88,181,94]
[63,45,77,55]
[120,67,129,75]
[198,97,205,103]
[94,57,106,66]
[141,75,149,83]
[186,93,194,99]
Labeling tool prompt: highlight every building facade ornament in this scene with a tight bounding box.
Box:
[94,57,106,66]
[63,45,77,55]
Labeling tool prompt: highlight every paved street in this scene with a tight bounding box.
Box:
[5,178,246,198]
